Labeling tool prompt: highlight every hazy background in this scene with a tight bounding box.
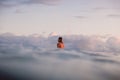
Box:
[0,33,120,80]
[0,0,120,36]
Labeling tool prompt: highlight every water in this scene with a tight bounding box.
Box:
[0,48,120,80]
[0,34,120,80]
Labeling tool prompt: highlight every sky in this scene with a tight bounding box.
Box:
[0,0,120,36]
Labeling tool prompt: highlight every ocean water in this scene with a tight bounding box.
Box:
[0,34,120,80]
[0,48,120,80]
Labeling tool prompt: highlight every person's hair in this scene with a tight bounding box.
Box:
[58,37,63,43]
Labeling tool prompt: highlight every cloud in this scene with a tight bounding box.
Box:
[48,32,58,37]
[107,14,120,18]
[92,7,108,12]
[91,0,120,12]
[0,0,62,8]
[110,0,120,8]
[26,0,61,5]
[74,16,87,19]
[0,0,23,8]
[0,33,120,80]
[0,33,120,53]
[14,8,25,13]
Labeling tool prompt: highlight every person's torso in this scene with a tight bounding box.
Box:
[57,42,64,48]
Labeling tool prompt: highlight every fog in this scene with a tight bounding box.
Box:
[0,33,120,80]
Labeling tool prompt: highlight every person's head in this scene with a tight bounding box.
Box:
[58,37,63,43]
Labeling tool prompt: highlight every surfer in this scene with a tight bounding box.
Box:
[57,37,64,48]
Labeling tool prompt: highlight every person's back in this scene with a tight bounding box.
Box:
[57,37,64,48]
[57,42,64,48]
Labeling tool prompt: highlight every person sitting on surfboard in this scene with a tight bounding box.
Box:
[57,37,64,48]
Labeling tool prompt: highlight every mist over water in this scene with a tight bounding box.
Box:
[0,33,120,80]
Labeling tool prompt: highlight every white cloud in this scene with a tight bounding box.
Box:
[0,0,62,8]
[108,14,120,18]
[0,33,120,53]
[48,32,58,37]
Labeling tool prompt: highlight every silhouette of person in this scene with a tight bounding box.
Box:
[57,37,64,48]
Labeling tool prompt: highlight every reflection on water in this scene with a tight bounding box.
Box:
[0,49,120,80]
